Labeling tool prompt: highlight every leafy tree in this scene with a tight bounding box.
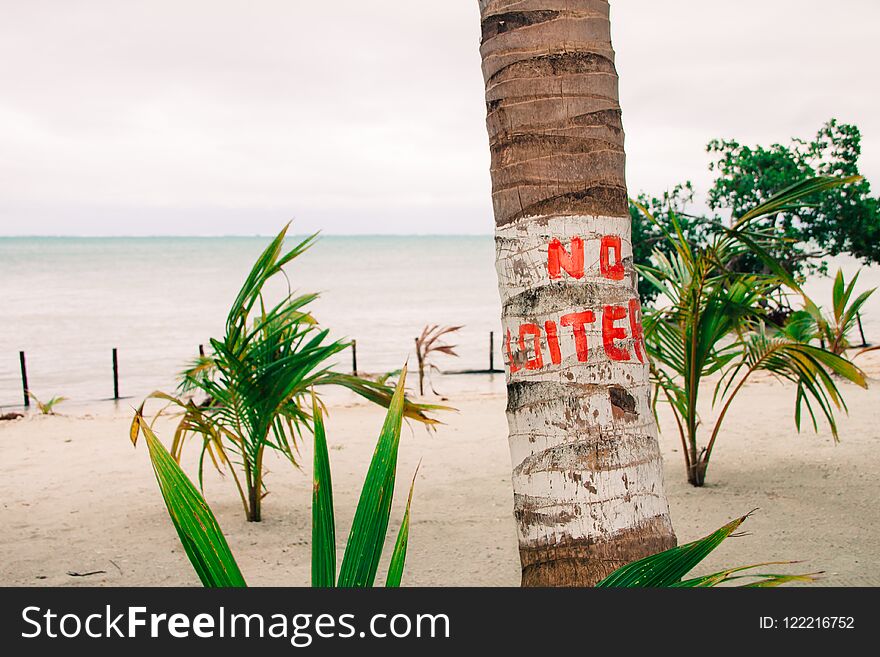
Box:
[631,120,880,305]
[630,183,717,304]
[707,119,880,277]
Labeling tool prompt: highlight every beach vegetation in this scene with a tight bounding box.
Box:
[132,380,815,588]
[27,393,67,415]
[143,225,447,522]
[130,367,419,588]
[790,269,875,355]
[414,325,462,396]
[638,177,869,487]
[632,120,880,305]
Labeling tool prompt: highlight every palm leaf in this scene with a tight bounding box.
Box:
[597,514,818,588]
[385,464,419,588]
[130,407,246,588]
[596,515,749,587]
[675,562,821,588]
[797,344,867,387]
[315,371,451,426]
[336,367,408,587]
[311,392,336,587]
[735,176,862,226]
[143,225,446,521]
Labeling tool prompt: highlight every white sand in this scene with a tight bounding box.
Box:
[1,353,879,587]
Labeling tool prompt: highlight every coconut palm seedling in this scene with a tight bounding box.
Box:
[414,325,462,396]
[144,224,447,522]
[130,367,420,588]
[794,269,876,356]
[638,177,868,487]
[28,393,67,415]
[131,371,815,588]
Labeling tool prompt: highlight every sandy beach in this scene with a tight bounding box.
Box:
[1,351,878,588]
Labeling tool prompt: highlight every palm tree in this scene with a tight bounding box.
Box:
[476,0,676,585]
[637,179,868,486]
[801,269,876,356]
[147,225,445,522]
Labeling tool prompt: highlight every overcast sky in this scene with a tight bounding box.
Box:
[1,1,878,236]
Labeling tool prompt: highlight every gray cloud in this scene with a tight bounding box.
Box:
[0,1,877,235]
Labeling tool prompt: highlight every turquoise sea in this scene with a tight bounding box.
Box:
[1,236,877,411]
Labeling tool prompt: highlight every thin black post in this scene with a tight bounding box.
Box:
[415,337,424,396]
[112,348,120,400]
[489,331,495,371]
[856,313,868,348]
[351,340,358,376]
[19,351,30,408]
[199,344,205,357]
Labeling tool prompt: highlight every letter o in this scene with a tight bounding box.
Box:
[390,614,412,638]
[60,614,82,638]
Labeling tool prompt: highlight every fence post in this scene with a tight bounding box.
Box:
[415,337,424,396]
[489,331,495,371]
[351,340,358,376]
[112,348,120,400]
[19,351,30,408]
[856,313,868,348]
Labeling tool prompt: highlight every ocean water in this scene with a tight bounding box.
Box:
[1,236,878,412]
[0,236,505,411]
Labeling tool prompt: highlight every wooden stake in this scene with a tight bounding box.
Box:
[490,331,495,371]
[112,348,120,400]
[856,313,868,348]
[351,340,358,376]
[415,337,424,396]
[19,351,29,408]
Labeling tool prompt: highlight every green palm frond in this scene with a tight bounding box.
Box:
[140,225,446,521]
[638,176,867,487]
[734,176,862,227]
[311,393,336,587]
[385,465,419,588]
[130,407,246,588]
[779,270,874,357]
[133,364,419,589]
[27,393,67,415]
[337,368,409,587]
[597,514,820,588]
[779,310,820,344]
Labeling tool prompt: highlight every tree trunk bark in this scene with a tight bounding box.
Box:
[247,485,261,522]
[247,446,265,522]
[477,0,677,586]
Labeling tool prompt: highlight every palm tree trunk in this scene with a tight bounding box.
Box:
[251,445,266,522]
[248,484,261,522]
[245,445,264,522]
[477,0,677,586]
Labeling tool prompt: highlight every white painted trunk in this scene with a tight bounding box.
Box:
[478,0,676,586]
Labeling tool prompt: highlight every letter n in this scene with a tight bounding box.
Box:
[548,237,584,280]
